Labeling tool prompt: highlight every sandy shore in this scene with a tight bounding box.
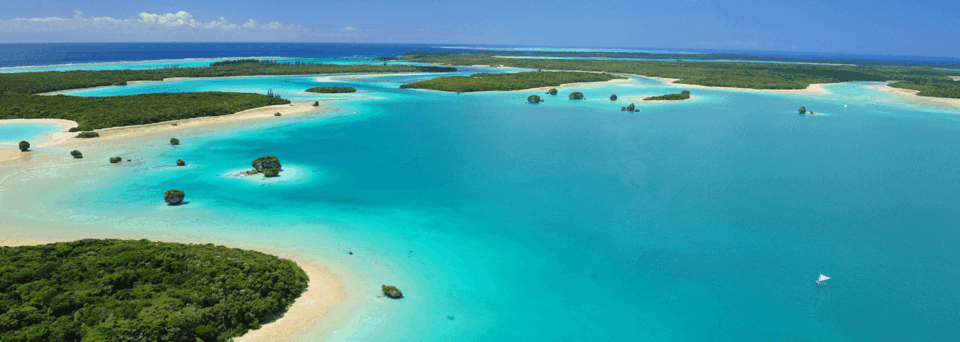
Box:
[517,78,631,93]
[635,75,829,94]
[0,236,342,342]
[41,102,322,149]
[867,85,960,110]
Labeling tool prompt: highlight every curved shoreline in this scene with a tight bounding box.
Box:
[0,236,342,342]
[867,84,960,110]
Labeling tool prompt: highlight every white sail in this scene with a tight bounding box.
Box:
[818,274,830,282]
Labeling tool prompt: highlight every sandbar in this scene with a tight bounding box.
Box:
[867,85,960,110]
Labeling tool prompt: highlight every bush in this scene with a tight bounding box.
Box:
[18,140,29,152]
[548,88,558,95]
[164,189,185,205]
[170,138,180,145]
[68,127,80,132]
[177,159,186,166]
[569,92,584,100]
[621,107,626,111]
[382,285,403,299]
[313,101,320,107]
[627,103,636,111]
[527,95,542,103]
[76,132,99,138]
[264,168,280,177]
[610,94,618,101]
[274,112,282,116]
[798,106,807,114]
[70,150,83,159]
[109,156,122,164]
[252,156,281,172]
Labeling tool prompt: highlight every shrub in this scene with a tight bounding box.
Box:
[164,189,185,205]
[798,106,807,114]
[274,112,282,116]
[264,168,280,177]
[252,156,281,172]
[548,88,558,95]
[70,150,83,159]
[68,127,80,132]
[569,92,584,100]
[627,103,636,111]
[76,132,99,138]
[19,141,29,152]
[177,159,186,166]
[313,101,320,106]
[382,285,403,299]
[527,95,542,103]
[109,156,122,164]
[610,94,618,101]
[170,138,180,145]
[621,107,626,111]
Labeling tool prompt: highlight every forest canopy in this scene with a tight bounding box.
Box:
[399,71,624,92]
[0,239,309,342]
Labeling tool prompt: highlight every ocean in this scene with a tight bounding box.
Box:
[2,43,960,341]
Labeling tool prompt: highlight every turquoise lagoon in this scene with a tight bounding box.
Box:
[0,122,66,147]
[4,67,960,341]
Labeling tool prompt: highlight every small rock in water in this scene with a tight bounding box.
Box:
[447,316,455,320]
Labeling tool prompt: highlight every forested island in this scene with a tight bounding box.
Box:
[0,60,456,130]
[399,71,624,92]
[400,52,960,98]
[0,92,289,131]
[0,239,308,342]
[644,90,691,101]
[305,86,357,93]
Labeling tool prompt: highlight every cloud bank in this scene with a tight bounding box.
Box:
[0,11,367,42]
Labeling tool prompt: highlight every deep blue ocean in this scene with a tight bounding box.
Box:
[3,43,960,341]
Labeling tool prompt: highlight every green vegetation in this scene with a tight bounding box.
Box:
[399,71,623,92]
[274,112,282,116]
[547,88,558,95]
[77,132,100,138]
[528,95,542,103]
[0,60,455,95]
[374,56,400,61]
[382,285,403,299]
[18,141,29,152]
[610,94,618,101]
[252,156,281,173]
[627,103,636,111]
[164,189,185,205]
[264,168,280,177]
[644,92,692,101]
[177,159,186,167]
[109,156,122,164]
[799,106,807,114]
[70,150,83,159]
[0,92,290,130]
[569,92,585,100]
[312,101,320,107]
[0,239,308,342]
[0,60,456,130]
[401,52,960,98]
[305,86,357,94]
[170,138,180,145]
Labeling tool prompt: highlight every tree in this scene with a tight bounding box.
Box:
[264,168,280,177]
[681,90,691,95]
[70,150,83,159]
[610,94,618,101]
[170,138,180,145]
[18,141,29,152]
[528,95,542,103]
[798,106,807,114]
[313,101,320,107]
[164,189,185,205]
[76,132,99,138]
[109,156,122,164]
[177,159,186,166]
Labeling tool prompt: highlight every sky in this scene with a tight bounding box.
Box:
[1,0,958,57]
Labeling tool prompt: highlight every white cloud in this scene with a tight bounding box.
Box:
[0,10,372,42]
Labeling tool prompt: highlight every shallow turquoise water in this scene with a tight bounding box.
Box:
[9,69,960,341]
[0,122,64,146]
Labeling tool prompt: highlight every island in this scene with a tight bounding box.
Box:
[400,52,960,98]
[528,95,543,103]
[398,71,624,92]
[569,92,585,100]
[644,90,691,101]
[0,59,456,130]
[0,239,308,342]
[305,86,357,93]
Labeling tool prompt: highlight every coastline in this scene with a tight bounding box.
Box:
[867,84,960,110]
[0,235,343,342]
[639,75,829,94]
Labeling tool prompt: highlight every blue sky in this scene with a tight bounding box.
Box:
[1,0,958,57]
